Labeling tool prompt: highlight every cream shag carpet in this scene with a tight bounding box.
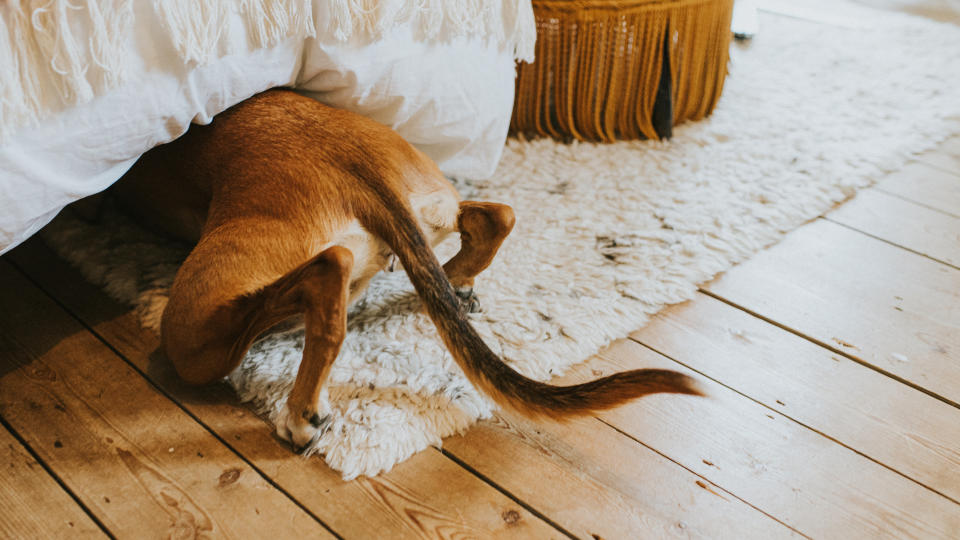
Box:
[42,5,960,479]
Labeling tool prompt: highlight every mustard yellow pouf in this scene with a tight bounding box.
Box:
[511,0,735,142]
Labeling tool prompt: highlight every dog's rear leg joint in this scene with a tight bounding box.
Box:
[443,201,515,310]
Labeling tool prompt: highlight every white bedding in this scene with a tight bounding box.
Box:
[0,2,525,254]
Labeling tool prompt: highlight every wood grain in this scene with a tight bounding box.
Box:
[702,219,960,406]
[827,188,960,267]
[7,129,959,538]
[0,261,333,539]
[7,238,562,539]
[875,161,960,218]
[557,339,960,538]
[445,412,799,539]
[631,292,960,502]
[0,425,106,539]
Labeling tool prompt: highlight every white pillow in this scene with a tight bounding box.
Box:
[298,27,516,179]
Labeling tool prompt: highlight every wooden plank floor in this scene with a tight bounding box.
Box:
[3,139,958,539]
[2,4,959,534]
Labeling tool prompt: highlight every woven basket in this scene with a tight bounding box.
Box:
[511,0,735,142]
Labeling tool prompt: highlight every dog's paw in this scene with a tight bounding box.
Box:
[454,286,481,313]
[276,401,333,454]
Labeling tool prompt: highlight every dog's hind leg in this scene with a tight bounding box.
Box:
[275,245,354,451]
[163,244,354,452]
[442,201,515,312]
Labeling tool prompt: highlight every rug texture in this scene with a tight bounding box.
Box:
[42,3,960,480]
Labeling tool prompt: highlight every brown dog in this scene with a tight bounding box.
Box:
[113,89,701,451]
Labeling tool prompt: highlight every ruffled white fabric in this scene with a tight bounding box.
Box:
[0,0,533,253]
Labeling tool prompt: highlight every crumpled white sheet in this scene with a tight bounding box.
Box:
[0,2,516,254]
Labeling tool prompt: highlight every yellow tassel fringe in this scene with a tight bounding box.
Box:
[512,0,735,142]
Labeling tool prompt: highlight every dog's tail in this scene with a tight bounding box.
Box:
[358,177,703,419]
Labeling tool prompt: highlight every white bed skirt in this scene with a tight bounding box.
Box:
[0,1,526,254]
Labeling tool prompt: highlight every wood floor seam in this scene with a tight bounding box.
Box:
[696,288,960,411]
[873,187,960,219]
[0,415,117,540]
[916,159,960,178]
[593,417,811,539]
[439,448,580,540]
[3,258,345,540]
[822,217,960,272]
[627,335,960,508]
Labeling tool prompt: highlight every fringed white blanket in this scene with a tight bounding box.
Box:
[0,0,535,140]
[0,1,533,254]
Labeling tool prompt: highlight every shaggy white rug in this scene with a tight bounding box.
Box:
[42,3,960,480]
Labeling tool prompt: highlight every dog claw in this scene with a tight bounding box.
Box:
[278,405,332,454]
[295,430,323,455]
[455,287,481,313]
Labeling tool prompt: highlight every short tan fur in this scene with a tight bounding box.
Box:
[114,89,701,450]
